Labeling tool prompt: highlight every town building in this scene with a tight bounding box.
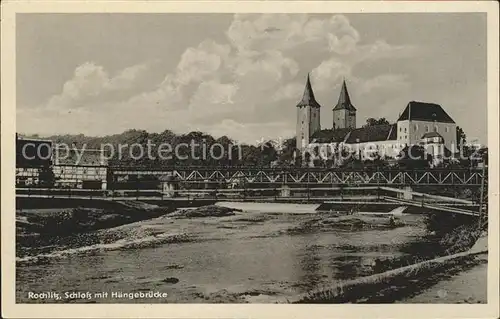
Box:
[16,136,54,187]
[15,134,109,189]
[396,101,457,152]
[295,75,457,164]
[419,131,452,168]
[53,146,109,189]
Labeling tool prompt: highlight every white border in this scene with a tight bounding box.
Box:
[1,1,499,318]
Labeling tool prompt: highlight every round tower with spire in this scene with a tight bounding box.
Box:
[296,74,321,151]
[332,79,357,130]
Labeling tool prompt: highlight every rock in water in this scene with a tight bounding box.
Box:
[170,205,241,218]
[162,277,179,284]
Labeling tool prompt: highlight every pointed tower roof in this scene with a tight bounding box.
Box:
[296,74,321,108]
[333,80,356,111]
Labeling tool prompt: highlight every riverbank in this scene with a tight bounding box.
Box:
[17,201,170,236]
[16,200,485,304]
[16,201,240,260]
[401,254,487,303]
[292,249,487,303]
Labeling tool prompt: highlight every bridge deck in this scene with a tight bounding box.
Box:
[383,197,480,216]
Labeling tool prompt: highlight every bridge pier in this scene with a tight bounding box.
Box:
[397,186,414,200]
[280,185,291,198]
[161,182,176,198]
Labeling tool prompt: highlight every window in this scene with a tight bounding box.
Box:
[399,127,402,132]
[414,124,418,131]
[434,126,438,132]
[445,126,449,133]
[425,125,429,132]
[404,128,407,133]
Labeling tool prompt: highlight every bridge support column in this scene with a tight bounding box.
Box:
[280,185,291,198]
[162,182,176,198]
[398,186,414,200]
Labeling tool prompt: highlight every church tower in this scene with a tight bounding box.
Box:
[332,80,356,130]
[296,74,321,151]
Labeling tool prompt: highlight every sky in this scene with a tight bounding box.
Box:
[16,13,487,145]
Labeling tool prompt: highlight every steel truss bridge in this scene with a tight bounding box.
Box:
[110,167,487,187]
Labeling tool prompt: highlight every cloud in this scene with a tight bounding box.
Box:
[272,82,304,102]
[45,61,151,111]
[226,14,360,55]
[311,58,353,92]
[188,80,238,118]
[175,40,231,85]
[107,63,149,90]
[358,74,411,95]
[22,14,420,144]
[353,40,420,63]
[195,119,296,144]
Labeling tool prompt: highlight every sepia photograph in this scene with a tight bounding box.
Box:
[1,1,499,318]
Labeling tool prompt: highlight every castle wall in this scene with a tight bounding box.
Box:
[344,140,403,160]
[397,120,457,151]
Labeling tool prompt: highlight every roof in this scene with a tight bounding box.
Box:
[333,80,356,112]
[421,132,443,139]
[397,101,455,123]
[345,124,397,144]
[387,123,397,140]
[16,136,52,143]
[311,128,352,143]
[296,74,321,108]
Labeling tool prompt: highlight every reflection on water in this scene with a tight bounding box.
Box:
[16,210,426,303]
[298,242,321,291]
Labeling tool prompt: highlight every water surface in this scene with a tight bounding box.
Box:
[17,204,427,303]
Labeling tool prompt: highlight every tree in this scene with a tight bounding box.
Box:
[397,145,429,169]
[260,141,278,166]
[277,137,296,165]
[456,126,467,146]
[363,117,390,128]
[39,167,55,187]
[303,152,311,167]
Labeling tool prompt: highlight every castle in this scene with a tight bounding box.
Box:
[295,74,457,163]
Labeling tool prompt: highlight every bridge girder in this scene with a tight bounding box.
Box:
[109,167,486,187]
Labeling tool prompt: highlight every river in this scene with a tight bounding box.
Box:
[16,203,428,303]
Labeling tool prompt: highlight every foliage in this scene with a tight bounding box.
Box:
[396,145,430,169]
[456,126,467,145]
[38,167,55,187]
[23,130,295,167]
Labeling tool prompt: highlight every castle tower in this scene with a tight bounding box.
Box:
[332,80,356,130]
[296,74,321,151]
